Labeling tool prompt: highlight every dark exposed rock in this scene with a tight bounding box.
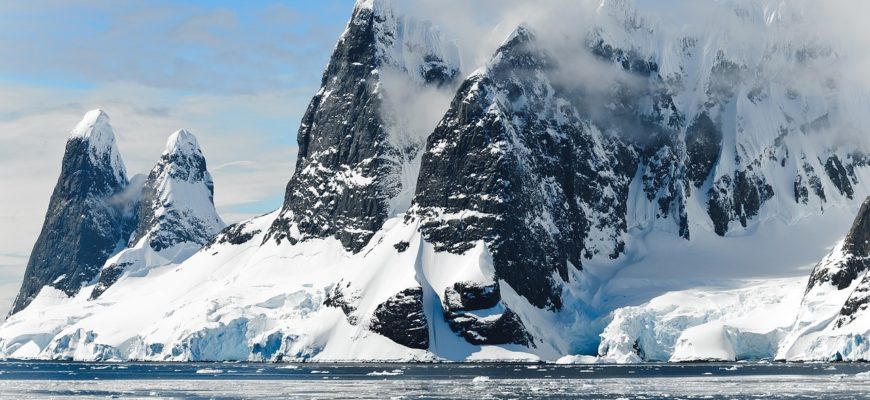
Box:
[414,26,638,310]
[794,174,810,205]
[829,198,870,327]
[706,55,743,105]
[800,160,827,203]
[264,1,459,253]
[393,241,409,253]
[369,287,429,349]
[443,281,500,312]
[846,152,869,181]
[440,280,532,346]
[590,37,659,77]
[208,221,262,248]
[90,130,224,300]
[835,272,870,328]
[421,54,459,87]
[807,197,870,292]
[708,170,774,236]
[128,130,223,252]
[444,308,532,346]
[685,112,722,186]
[11,110,130,314]
[641,143,690,239]
[824,155,855,199]
[89,261,130,300]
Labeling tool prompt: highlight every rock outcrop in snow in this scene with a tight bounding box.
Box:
[10,110,131,314]
[807,197,870,293]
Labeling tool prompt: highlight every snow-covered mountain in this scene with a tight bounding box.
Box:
[90,129,225,299]
[0,112,224,359]
[3,0,870,362]
[10,110,131,314]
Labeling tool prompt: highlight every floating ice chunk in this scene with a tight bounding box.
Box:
[195,368,224,374]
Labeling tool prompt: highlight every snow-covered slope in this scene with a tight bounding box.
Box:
[596,278,804,363]
[592,198,870,363]
[3,0,870,362]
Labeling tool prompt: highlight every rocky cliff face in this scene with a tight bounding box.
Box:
[413,27,638,313]
[833,199,870,327]
[90,130,225,299]
[11,110,131,314]
[265,0,460,252]
[407,2,870,345]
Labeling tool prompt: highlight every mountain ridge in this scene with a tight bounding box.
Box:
[3,0,870,363]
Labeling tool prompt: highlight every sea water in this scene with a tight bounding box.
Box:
[0,361,868,399]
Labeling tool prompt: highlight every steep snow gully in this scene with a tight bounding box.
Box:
[4,0,870,363]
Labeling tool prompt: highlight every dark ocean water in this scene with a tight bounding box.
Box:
[0,361,869,399]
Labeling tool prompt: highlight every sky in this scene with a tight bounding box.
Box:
[0,0,355,315]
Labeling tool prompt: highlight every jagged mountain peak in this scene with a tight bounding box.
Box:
[264,0,460,252]
[346,0,460,86]
[151,129,212,186]
[501,23,534,47]
[127,129,223,251]
[10,109,131,314]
